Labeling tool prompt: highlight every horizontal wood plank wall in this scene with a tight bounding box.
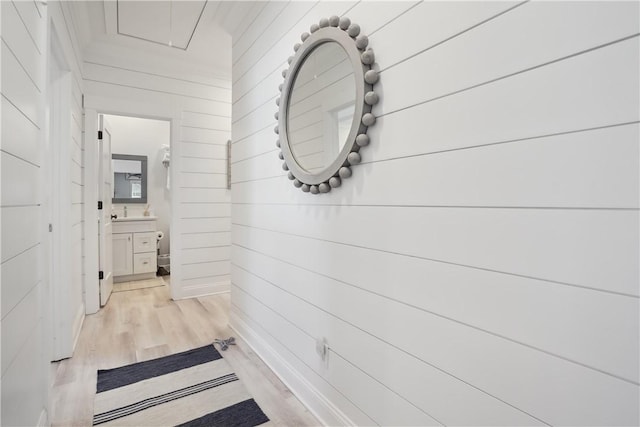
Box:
[57,0,87,357]
[179,91,231,295]
[1,1,86,423]
[230,1,640,425]
[1,1,46,425]
[83,49,232,298]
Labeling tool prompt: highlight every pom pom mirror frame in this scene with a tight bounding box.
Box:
[275,15,379,194]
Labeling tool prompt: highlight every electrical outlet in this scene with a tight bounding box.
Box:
[315,337,329,362]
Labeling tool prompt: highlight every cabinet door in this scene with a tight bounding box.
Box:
[112,233,133,276]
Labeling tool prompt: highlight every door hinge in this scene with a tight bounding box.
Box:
[99,271,104,280]
[98,130,103,140]
[48,223,53,232]
[98,201,103,210]
[81,94,85,108]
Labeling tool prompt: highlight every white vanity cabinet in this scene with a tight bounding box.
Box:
[133,232,157,274]
[112,218,158,282]
[113,233,133,276]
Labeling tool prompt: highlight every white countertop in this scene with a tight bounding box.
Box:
[113,216,157,222]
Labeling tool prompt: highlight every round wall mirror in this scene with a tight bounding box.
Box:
[275,16,379,194]
[287,42,356,174]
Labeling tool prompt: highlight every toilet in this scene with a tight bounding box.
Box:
[156,231,170,275]
[157,254,170,274]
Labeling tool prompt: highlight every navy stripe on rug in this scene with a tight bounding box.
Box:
[96,345,222,393]
[176,398,269,427]
[93,373,239,425]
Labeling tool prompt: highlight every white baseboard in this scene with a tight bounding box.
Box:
[177,280,230,300]
[230,311,353,427]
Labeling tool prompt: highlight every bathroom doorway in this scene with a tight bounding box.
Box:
[102,114,172,296]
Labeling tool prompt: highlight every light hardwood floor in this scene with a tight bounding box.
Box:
[49,281,320,426]
[112,277,168,293]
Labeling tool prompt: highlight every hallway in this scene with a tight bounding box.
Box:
[1,1,638,425]
[49,284,318,426]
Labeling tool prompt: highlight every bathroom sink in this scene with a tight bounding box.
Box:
[112,216,157,222]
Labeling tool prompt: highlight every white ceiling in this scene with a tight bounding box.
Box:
[71,1,260,79]
[117,1,207,50]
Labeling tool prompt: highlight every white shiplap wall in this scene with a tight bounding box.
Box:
[1,0,85,424]
[56,0,86,360]
[83,49,232,300]
[230,1,640,426]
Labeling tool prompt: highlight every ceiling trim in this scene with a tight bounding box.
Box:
[115,0,208,51]
[183,0,209,50]
[104,0,117,36]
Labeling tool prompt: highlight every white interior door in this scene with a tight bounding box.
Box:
[98,116,114,306]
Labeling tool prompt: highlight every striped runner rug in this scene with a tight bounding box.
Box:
[93,344,269,426]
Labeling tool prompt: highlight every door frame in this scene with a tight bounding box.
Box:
[97,116,114,306]
[83,99,182,313]
[46,20,80,361]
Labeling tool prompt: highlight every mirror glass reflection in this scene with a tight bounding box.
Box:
[112,154,147,203]
[287,42,356,173]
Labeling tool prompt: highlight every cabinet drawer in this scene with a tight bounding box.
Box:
[133,232,157,254]
[133,252,157,274]
[112,219,156,234]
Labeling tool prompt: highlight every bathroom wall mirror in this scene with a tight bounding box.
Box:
[276,15,379,194]
[112,154,148,203]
